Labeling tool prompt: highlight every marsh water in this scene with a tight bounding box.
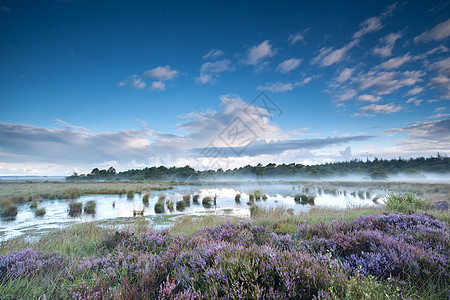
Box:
[0,182,385,241]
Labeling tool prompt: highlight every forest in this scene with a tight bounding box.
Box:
[66,153,450,181]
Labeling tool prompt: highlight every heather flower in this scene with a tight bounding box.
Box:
[0,248,64,280]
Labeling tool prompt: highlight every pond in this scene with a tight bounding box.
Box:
[0,182,385,241]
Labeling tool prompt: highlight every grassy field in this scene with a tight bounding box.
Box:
[0,181,175,204]
[0,181,448,299]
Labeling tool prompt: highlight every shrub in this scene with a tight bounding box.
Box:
[254,190,261,200]
[249,194,255,201]
[262,194,268,200]
[127,191,135,198]
[167,201,174,212]
[84,201,96,214]
[35,208,46,217]
[69,201,82,216]
[386,192,426,213]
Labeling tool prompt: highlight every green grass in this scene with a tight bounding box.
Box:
[386,192,426,213]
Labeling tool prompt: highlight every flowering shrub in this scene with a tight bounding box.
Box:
[295,213,449,280]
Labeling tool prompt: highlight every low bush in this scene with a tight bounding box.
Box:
[386,192,426,213]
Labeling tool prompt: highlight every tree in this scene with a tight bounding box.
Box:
[369,166,388,180]
[255,164,265,178]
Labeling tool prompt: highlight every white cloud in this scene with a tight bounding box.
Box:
[353,70,424,95]
[195,73,213,85]
[143,65,179,81]
[406,87,424,96]
[196,59,234,85]
[382,119,450,155]
[379,53,412,69]
[355,103,403,116]
[336,89,357,101]
[200,59,233,74]
[150,81,165,91]
[203,49,224,59]
[118,76,146,89]
[287,33,305,45]
[337,68,354,83]
[406,98,423,106]
[358,94,381,102]
[245,40,276,65]
[257,82,294,92]
[435,107,446,113]
[353,16,383,39]
[257,77,314,93]
[414,18,450,43]
[373,32,402,57]
[313,40,359,67]
[429,57,450,99]
[276,58,302,73]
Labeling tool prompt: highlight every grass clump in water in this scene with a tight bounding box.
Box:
[84,200,96,214]
[0,200,18,217]
[235,193,241,203]
[202,196,212,207]
[192,194,200,204]
[68,201,82,216]
[30,199,38,209]
[182,195,190,206]
[142,193,150,205]
[127,190,134,198]
[34,208,46,217]
[154,195,165,214]
[176,201,185,211]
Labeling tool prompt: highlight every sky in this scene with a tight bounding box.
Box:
[0,0,450,176]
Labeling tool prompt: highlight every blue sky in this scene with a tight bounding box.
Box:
[0,0,449,175]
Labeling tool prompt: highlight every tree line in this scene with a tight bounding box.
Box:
[66,154,449,181]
